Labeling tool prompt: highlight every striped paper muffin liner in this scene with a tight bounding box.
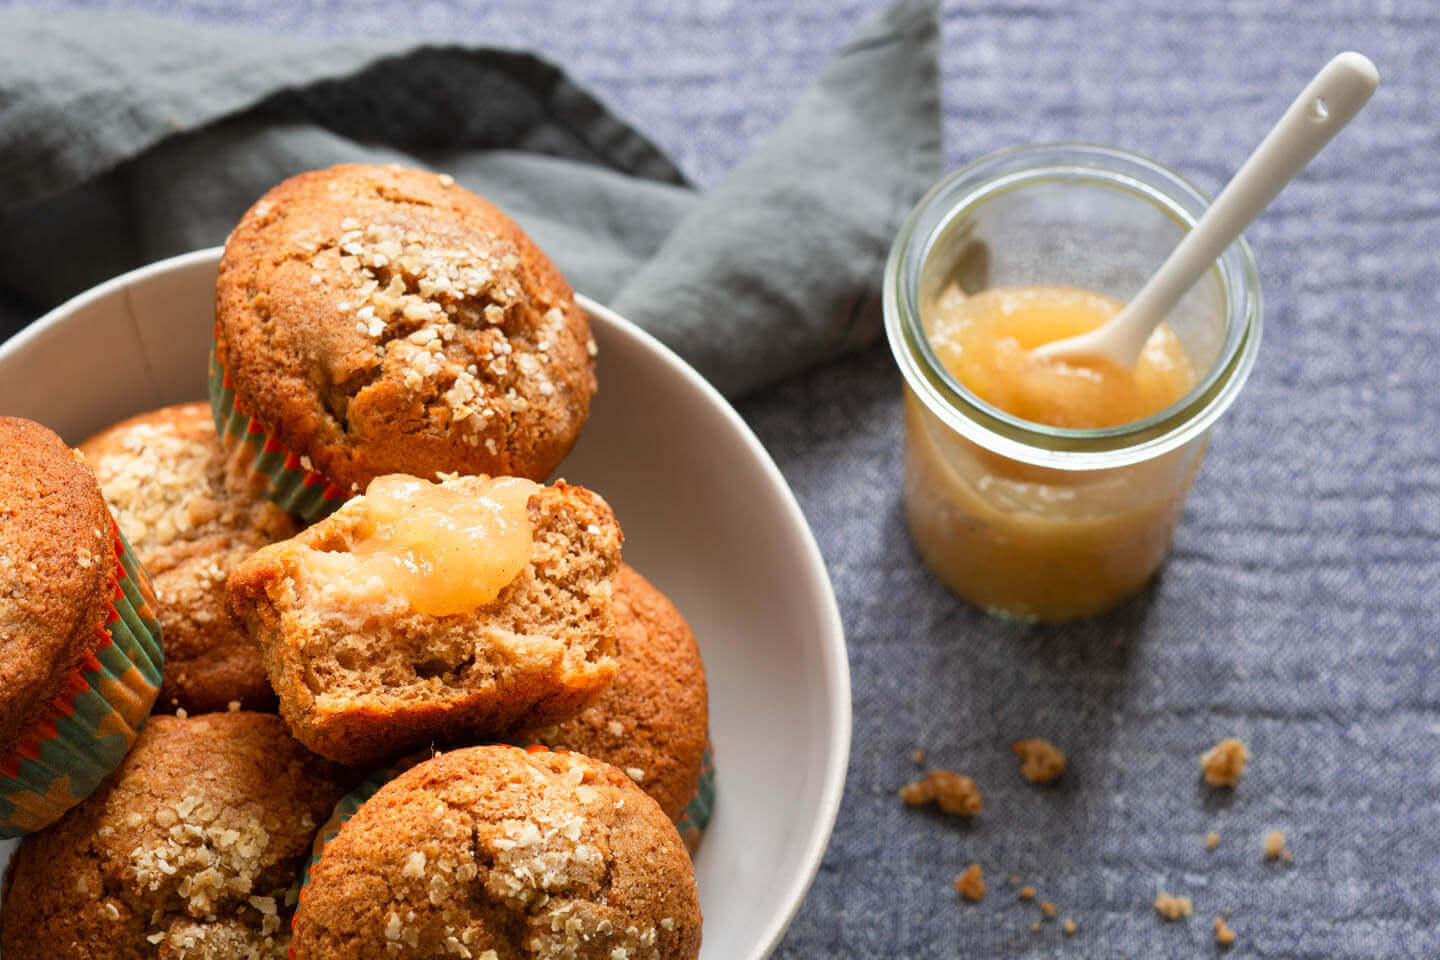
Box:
[0,516,164,838]
[301,743,715,894]
[209,343,351,523]
[677,745,716,855]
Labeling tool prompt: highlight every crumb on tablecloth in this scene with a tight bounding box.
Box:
[1215,916,1237,946]
[1154,892,1193,921]
[1263,829,1289,860]
[954,863,985,902]
[898,769,982,815]
[1201,737,1249,787]
[1012,738,1066,784]
[1205,831,1221,850]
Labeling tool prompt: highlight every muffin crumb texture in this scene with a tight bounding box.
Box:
[227,477,621,765]
[954,864,985,902]
[1154,892,1193,921]
[291,746,701,960]
[1012,739,1066,784]
[899,769,982,815]
[1215,916,1237,946]
[1200,737,1249,787]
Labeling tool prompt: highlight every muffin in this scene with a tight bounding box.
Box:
[292,745,701,960]
[227,473,622,766]
[80,402,298,715]
[212,163,598,519]
[524,564,708,824]
[0,712,349,959]
[0,417,163,839]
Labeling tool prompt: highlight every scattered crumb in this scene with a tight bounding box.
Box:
[174,708,188,720]
[1205,831,1221,850]
[1040,901,1057,918]
[1012,739,1066,783]
[1201,737,1249,787]
[1029,921,1041,932]
[1008,874,1020,886]
[1263,830,1287,860]
[1214,916,1236,947]
[1063,919,1076,936]
[898,769,982,815]
[1154,892,1193,921]
[227,700,241,713]
[911,748,926,765]
[1019,886,1036,901]
[954,863,985,902]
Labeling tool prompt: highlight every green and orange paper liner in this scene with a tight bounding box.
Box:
[0,517,164,838]
[209,344,351,524]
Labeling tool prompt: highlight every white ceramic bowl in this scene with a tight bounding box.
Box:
[0,248,850,960]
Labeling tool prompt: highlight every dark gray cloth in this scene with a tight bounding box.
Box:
[3,1,1438,958]
[0,0,940,397]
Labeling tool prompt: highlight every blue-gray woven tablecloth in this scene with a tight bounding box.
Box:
[2,1,1436,957]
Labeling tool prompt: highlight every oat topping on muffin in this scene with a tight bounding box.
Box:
[214,164,597,493]
[0,713,348,960]
[81,403,297,714]
[291,746,701,960]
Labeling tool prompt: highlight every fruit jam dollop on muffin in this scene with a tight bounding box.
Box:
[0,712,349,960]
[227,474,622,766]
[214,163,598,498]
[292,745,701,960]
[81,402,298,715]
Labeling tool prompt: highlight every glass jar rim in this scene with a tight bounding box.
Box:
[883,142,1263,471]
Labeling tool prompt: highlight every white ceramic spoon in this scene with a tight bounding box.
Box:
[1032,51,1379,368]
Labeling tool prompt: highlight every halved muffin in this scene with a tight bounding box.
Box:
[226,474,621,765]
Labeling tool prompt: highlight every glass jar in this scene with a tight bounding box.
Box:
[884,144,1262,622]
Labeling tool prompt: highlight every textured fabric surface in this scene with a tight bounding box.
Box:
[0,1,938,397]
[2,0,1437,957]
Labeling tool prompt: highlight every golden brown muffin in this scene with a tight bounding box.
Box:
[80,403,298,714]
[292,745,701,960]
[0,417,119,756]
[525,564,708,822]
[0,712,350,960]
[214,163,597,495]
[227,474,622,766]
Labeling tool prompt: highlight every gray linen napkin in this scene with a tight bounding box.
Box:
[0,0,940,398]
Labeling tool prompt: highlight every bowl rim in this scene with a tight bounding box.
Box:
[0,248,852,960]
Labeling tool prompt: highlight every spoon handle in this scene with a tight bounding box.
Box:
[1046,52,1379,366]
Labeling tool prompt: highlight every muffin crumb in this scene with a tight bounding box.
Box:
[1029,921,1041,932]
[1063,918,1076,936]
[1214,916,1236,947]
[1019,886,1036,901]
[911,748,926,765]
[1154,892,1193,921]
[1201,737,1249,787]
[1263,830,1288,860]
[1012,739,1066,783]
[1205,831,1221,850]
[898,769,982,815]
[1040,901,1057,918]
[954,863,985,902]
